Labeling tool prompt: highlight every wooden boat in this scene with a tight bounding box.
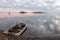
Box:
[3,23,27,36]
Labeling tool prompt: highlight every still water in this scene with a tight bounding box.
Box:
[0,13,60,37]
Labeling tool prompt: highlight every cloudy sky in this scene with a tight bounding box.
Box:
[0,0,60,11]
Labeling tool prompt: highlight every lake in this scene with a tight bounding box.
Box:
[0,12,60,37]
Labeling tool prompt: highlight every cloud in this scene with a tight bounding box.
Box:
[53,1,60,7]
[0,0,60,11]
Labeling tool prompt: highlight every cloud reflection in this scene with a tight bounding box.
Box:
[0,14,60,37]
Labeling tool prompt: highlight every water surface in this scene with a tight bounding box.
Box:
[0,13,60,37]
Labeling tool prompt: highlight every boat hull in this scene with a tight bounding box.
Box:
[3,23,27,36]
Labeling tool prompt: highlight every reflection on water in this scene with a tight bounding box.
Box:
[0,13,60,37]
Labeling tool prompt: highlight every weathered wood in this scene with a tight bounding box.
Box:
[3,23,27,36]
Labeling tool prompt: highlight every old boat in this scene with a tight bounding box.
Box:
[3,23,27,36]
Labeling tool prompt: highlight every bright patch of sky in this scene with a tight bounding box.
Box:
[0,0,60,11]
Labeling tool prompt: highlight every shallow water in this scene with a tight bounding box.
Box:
[0,13,60,37]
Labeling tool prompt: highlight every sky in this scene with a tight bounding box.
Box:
[0,0,60,11]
